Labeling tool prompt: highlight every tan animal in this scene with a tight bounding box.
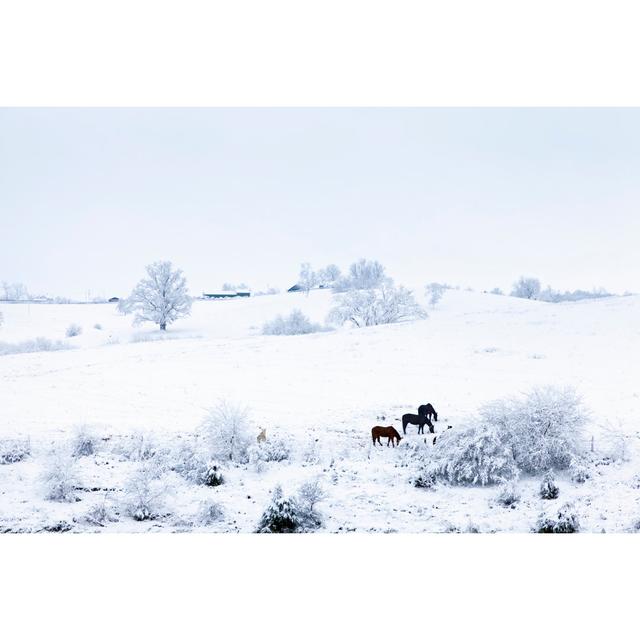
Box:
[257,428,267,444]
[371,425,402,447]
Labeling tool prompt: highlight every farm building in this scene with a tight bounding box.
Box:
[203,290,251,300]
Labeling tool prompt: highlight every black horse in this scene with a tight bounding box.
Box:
[400,413,434,435]
[418,403,438,422]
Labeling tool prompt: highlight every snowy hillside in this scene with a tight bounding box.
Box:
[1,289,639,533]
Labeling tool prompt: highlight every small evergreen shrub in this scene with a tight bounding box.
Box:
[0,438,31,464]
[66,323,83,337]
[256,485,303,533]
[539,472,560,499]
[535,503,580,533]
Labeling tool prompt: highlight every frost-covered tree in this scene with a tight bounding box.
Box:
[334,259,386,291]
[318,264,341,286]
[511,276,541,300]
[222,282,249,291]
[298,263,318,295]
[490,287,503,295]
[199,400,253,463]
[425,282,448,307]
[119,261,192,330]
[328,281,425,328]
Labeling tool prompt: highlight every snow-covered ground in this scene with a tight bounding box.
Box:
[1,289,639,532]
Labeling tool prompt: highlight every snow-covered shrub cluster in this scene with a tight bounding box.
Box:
[422,423,519,486]
[570,459,590,483]
[71,425,99,457]
[42,449,79,502]
[480,386,587,474]
[414,471,437,489]
[256,482,326,533]
[262,309,325,335]
[119,260,192,331]
[538,286,613,303]
[249,436,291,472]
[496,481,521,507]
[328,281,425,328]
[0,337,71,356]
[535,502,580,533]
[123,461,170,521]
[199,400,253,464]
[539,472,560,499]
[197,499,225,525]
[83,500,119,527]
[172,441,224,486]
[93,323,103,330]
[0,438,31,464]
[116,432,161,462]
[65,323,82,337]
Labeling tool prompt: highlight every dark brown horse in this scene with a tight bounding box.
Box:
[418,403,438,422]
[399,413,434,435]
[371,426,402,447]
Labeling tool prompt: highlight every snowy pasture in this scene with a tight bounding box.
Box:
[1,289,639,533]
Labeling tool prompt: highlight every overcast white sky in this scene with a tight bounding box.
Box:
[1,108,638,299]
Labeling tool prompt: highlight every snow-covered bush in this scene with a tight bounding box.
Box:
[119,260,192,331]
[328,281,425,328]
[256,485,303,533]
[65,323,82,337]
[0,337,72,356]
[43,449,79,502]
[197,499,225,525]
[0,438,31,464]
[71,425,99,457]
[249,436,291,472]
[262,309,324,335]
[83,500,119,527]
[414,471,437,489]
[539,472,559,499]
[117,432,161,462]
[535,502,580,533]
[490,287,503,295]
[123,462,170,521]
[496,481,521,507]
[569,459,590,484]
[481,386,587,474]
[511,276,541,300]
[295,479,326,530]
[199,400,253,464]
[93,323,103,330]
[172,441,224,486]
[423,423,519,486]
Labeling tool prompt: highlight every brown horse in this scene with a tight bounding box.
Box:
[371,426,402,447]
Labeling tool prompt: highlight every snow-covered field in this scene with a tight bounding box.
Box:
[1,289,639,533]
